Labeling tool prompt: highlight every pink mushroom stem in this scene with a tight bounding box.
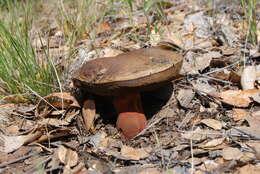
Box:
[113,92,147,139]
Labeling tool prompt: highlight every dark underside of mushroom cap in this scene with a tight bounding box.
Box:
[72,47,183,96]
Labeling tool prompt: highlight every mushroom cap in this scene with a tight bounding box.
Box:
[72,47,183,96]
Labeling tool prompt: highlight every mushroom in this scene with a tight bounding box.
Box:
[72,47,183,139]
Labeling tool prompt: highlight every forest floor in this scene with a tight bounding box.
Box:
[0,0,260,174]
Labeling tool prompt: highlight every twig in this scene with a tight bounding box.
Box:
[0,153,34,168]
[233,127,260,140]
[200,74,233,84]
[202,60,241,75]
[190,125,195,174]
[134,106,173,139]
[178,130,260,140]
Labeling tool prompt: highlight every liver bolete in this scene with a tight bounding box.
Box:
[73,47,183,139]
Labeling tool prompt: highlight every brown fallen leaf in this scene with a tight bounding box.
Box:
[38,109,79,127]
[222,147,243,160]
[0,146,31,164]
[232,109,249,122]
[120,145,149,160]
[34,128,72,143]
[200,119,222,130]
[232,114,260,139]
[199,137,225,148]
[2,94,28,103]
[236,164,260,174]
[219,89,260,107]
[181,127,206,141]
[187,157,205,166]
[96,21,111,35]
[180,51,213,75]
[177,89,195,108]
[36,92,80,117]
[58,145,78,168]
[0,131,42,153]
[241,65,256,90]
[103,48,124,57]
[82,99,96,131]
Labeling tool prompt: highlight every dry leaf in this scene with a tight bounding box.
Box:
[96,21,111,34]
[200,119,222,130]
[236,164,260,174]
[219,89,260,107]
[161,31,184,49]
[38,109,79,127]
[82,99,96,131]
[88,132,107,149]
[199,138,225,148]
[181,127,206,141]
[177,89,195,108]
[2,94,28,103]
[251,92,260,104]
[222,147,243,160]
[220,46,237,55]
[6,125,20,135]
[35,128,72,143]
[36,92,80,117]
[0,146,31,164]
[187,157,205,166]
[232,109,249,122]
[103,48,123,57]
[180,52,212,75]
[192,78,217,95]
[58,145,78,168]
[232,115,260,139]
[246,141,260,159]
[241,65,256,90]
[0,104,16,126]
[184,11,213,38]
[138,168,161,174]
[120,145,149,160]
[0,131,42,153]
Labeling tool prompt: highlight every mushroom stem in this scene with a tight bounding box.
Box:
[113,92,147,139]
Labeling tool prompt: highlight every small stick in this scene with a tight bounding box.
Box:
[0,153,34,168]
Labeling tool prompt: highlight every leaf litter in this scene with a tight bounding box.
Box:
[1,0,260,173]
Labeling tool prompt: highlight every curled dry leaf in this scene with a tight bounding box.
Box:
[36,92,80,117]
[58,145,78,168]
[219,89,260,107]
[241,65,256,90]
[82,99,96,131]
[120,145,149,161]
[200,119,222,130]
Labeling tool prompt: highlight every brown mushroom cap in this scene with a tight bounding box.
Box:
[72,47,183,96]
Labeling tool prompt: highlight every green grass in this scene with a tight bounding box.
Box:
[56,0,111,45]
[0,21,57,97]
[0,0,167,100]
[240,0,258,45]
[0,0,58,98]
